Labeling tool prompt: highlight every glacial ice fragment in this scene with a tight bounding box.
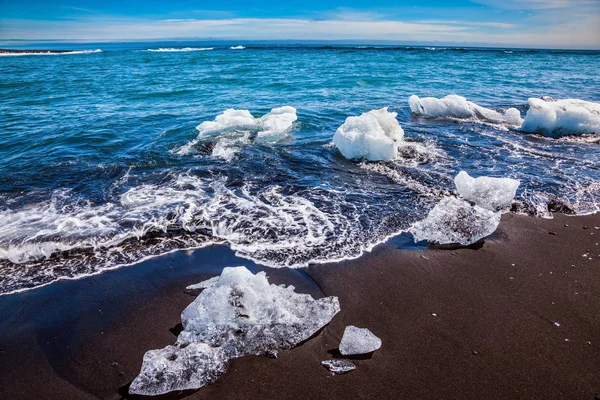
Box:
[521,98,600,137]
[339,325,382,355]
[408,94,522,126]
[333,107,404,161]
[454,171,520,211]
[321,359,357,375]
[130,266,340,396]
[410,196,501,246]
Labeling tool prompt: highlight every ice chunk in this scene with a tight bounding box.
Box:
[130,266,340,396]
[321,359,356,375]
[185,276,219,291]
[339,325,382,355]
[454,171,520,211]
[521,98,600,137]
[410,196,501,245]
[255,106,299,143]
[408,95,522,125]
[333,107,404,161]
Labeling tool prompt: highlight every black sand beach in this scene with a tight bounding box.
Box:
[1,212,599,400]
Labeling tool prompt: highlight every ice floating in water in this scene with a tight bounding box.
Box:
[333,107,405,161]
[454,171,520,211]
[321,359,356,375]
[130,266,340,395]
[521,98,600,137]
[178,106,297,157]
[408,94,522,126]
[339,325,382,355]
[410,196,501,245]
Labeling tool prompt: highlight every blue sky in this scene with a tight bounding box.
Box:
[1,0,599,48]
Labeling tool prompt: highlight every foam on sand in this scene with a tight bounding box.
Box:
[130,266,340,395]
[333,107,405,161]
[521,98,600,137]
[146,47,214,52]
[409,94,522,126]
[454,171,520,211]
[339,325,382,355]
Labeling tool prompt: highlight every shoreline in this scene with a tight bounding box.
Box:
[0,212,599,399]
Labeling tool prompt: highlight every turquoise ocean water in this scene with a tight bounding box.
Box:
[1,43,599,294]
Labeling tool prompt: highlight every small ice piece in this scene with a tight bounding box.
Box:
[521,98,600,137]
[410,196,501,245]
[185,276,219,291]
[130,266,340,395]
[333,107,404,161]
[454,171,520,211]
[321,359,356,375]
[339,325,382,356]
[408,94,522,125]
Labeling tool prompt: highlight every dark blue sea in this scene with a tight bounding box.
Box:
[1,42,599,295]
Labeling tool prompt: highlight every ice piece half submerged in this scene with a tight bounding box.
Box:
[408,94,523,126]
[130,266,340,395]
[339,325,382,356]
[333,107,405,161]
[410,171,519,245]
[521,98,600,137]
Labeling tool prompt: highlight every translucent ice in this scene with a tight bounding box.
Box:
[521,98,600,137]
[408,94,522,125]
[454,171,520,211]
[321,359,356,375]
[185,276,219,291]
[333,107,405,161]
[130,266,340,395]
[339,325,382,355]
[410,196,501,245]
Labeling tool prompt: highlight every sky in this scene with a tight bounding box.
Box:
[0,0,599,49]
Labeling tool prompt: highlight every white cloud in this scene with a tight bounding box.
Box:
[0,14,597,49]
[471,0,598,10]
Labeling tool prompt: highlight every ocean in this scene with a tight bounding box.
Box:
[1,42,599,295]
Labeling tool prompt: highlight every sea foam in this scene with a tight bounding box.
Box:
[0,49,102,56]
[130,266,339,395]
[146,47,214,52]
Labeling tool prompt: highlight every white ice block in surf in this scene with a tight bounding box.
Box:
[454,171,520,211]
[333,107,405,161]
[130,266,340,395]
[408,94,522,126]
[521,98,600,137]
[339,325,382,355]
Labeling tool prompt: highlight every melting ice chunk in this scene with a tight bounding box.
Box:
[178,106,297,156]
[410,196,501,245]
[339,325,382,356]
[333,107,405,161]
[521,98,600,137]
[454,171,520,211]
[321,359,357,375]
[408,94,522,126]
[130,266,340,396]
